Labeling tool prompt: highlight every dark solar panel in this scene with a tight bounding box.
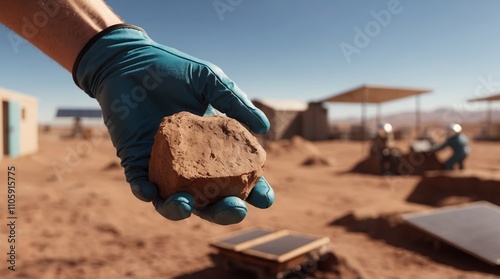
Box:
[246,235,317,257]
[402,202,500,265]
[219,228,274,246]
[56,108,102,118]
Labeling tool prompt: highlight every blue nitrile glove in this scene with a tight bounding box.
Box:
[73,24,274,225]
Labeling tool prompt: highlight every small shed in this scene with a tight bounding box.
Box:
[253,99,307,141]
[301,102,329,141]
[0,88,38,159]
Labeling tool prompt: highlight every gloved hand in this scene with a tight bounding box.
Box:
[73,24,274,225]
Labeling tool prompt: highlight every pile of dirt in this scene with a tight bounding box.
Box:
[101,161,121,171]
[266,136,333,166]
[266,136,320,155]
[406,169,500,206]
[351,150,443,175]
[304,251,365,279]
[302,155,333,166]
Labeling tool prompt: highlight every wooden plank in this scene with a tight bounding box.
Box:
[402,201,500,265]
[218,244,327,275]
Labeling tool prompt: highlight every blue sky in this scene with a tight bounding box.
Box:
[1,0,500,123]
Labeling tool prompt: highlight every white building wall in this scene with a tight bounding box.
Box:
[0,88,38,159]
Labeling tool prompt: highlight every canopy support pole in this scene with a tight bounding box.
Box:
[361,90,368,141]
[376,104,381,128]
[487,100,492,138]
[416,94,421,136]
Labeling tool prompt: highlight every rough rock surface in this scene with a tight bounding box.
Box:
[148,112,266,208]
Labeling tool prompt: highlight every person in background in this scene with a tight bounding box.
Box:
[433,123,470,170]
[371,122,397,174]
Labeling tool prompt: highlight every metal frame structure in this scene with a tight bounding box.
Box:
[56,108,102,118]
[468,94,500,139]
[322,84,432,140]
[210,228,330,279]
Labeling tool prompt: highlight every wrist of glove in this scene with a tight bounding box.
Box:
[72,24,274,225]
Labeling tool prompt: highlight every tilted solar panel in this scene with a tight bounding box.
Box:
[402,201,500,265]
[56,108,102,118]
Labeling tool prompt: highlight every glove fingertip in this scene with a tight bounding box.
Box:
[250,108,270,134]
[193,197,248,225]
[131,181,159,202]
[214,206,247,225]
[155,192,195,221]
[246,177,274,209]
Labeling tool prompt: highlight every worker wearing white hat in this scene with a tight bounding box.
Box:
[433,123,470,170]
[371,123,397,174]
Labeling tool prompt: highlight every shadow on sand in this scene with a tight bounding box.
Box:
[173,254,255,279]
[350,150,443,176]
[174,252,359,279]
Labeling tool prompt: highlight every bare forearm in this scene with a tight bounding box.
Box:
[0,0,123,71]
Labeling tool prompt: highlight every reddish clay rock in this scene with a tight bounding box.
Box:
[148,112,266,208]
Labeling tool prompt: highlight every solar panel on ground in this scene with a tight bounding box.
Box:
[402,201,500,265]
[211,228,287,252]
[246,235,317,257]
[56,108,102,118]
[242,233,329,262]
[210,228,330,278]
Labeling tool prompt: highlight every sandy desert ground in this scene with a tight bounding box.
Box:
[0,125,499,279]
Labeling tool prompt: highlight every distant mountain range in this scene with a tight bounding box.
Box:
[331,108,500,128]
